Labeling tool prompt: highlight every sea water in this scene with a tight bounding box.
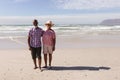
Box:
[0,24,120,39]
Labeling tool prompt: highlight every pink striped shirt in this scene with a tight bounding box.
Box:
[42,29,56,46]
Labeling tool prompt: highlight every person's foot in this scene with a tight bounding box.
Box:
[49,64,51,67]
[39,67,42,70]
[34,66,38,69]
[42,66,47,68]
[39,67,43,72]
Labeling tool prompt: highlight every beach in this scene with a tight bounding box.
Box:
[0,33,120,80]
[1,0,120,79]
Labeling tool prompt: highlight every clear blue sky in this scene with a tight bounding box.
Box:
[0,0,120,24]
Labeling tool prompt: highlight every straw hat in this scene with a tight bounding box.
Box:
[45,20,54,26]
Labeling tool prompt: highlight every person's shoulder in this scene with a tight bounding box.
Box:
[38,27,43,31]
[50,29,55,34]
[50,29,55,32]
[29,27,34,31]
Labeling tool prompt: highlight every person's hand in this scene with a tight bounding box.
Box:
[53,47,55,51]
[29,47,31,51]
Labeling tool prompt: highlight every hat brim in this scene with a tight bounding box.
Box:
[45,23,54,26]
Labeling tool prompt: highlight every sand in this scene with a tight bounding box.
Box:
[0,35,120,80]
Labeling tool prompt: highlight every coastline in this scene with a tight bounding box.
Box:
[1,34,120,49]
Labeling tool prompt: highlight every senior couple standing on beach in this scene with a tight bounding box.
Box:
[28,19,56,70]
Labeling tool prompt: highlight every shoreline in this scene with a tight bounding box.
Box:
[1,34,120,49]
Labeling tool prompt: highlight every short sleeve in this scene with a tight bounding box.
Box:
[28,29,32,37]
[40,28,44,36]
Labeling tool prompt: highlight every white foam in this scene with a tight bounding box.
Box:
[0,24,120,37]
[9,36,26,45]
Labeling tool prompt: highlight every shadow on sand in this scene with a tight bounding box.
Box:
[49,66,111,71]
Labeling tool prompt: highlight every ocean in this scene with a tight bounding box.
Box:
[0,24,120,49]
[0,24,120,39]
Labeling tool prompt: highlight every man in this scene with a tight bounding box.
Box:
[42,20,56,69]
[28,19,43,70]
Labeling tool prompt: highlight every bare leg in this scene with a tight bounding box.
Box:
[44,54,47,67]
[49,54,52,67]
[33,59,38,69]
[38,58,41,69]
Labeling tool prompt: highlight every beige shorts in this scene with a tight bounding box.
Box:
[43,45,53,54]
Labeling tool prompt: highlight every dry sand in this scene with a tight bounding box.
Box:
[0,35,120,80]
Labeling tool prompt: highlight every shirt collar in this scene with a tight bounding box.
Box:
[34,27,39,29]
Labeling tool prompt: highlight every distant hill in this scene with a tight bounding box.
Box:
[100,19,120,26]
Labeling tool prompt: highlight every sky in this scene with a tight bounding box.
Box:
[0,0,120,24]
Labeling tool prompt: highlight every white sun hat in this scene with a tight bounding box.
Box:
[45,20,54,26]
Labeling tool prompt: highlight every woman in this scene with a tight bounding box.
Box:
[42,20,56,69]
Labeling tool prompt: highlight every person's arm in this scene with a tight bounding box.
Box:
[28,30,31,50]
[28,36,31,50]
[41,29,45,36]
[53,38,56,51]
[53,32,56,51]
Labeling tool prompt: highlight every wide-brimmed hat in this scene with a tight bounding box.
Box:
[45,20,54,26]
